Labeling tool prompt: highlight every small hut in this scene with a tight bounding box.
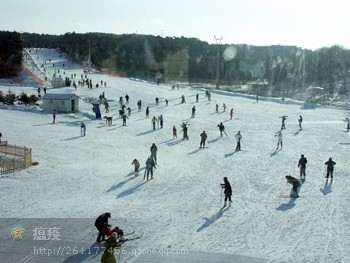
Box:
[51,76,65,88]
[41,93,80,113]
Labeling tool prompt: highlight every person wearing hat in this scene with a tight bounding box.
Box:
[199,131,207,148]
[220,177,232,207]
[324,157,336,179]
[100,231,121,263]
[95,212,111,243]
[298,154,307,180]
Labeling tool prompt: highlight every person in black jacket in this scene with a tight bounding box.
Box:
[285,175,301,198]
[220,177,232,207]
[325,157,336,179]
[95,212,111,243]
[298,154,307,180]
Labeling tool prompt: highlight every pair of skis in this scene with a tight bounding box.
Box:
[119,231,142,243]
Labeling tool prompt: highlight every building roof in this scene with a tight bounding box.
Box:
[41,94,80,100]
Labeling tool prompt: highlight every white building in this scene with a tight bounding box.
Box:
[41,93,80,113]
[51,76,65,88]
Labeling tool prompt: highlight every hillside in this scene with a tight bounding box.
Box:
[0,48,349,263]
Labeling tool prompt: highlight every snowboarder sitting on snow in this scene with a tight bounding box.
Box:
[285,175,301,198]
[324,157,336,179]
[100,232,121,263]
[220,177,232,207]
[95,212,111,243]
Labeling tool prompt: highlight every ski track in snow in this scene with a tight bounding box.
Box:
[1,48,350,263]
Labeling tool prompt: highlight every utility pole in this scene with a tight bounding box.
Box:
[214,35,223,89]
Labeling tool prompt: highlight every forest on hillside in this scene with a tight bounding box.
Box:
[2,31,350,102]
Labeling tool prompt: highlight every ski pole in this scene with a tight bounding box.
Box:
[220,187,223,205]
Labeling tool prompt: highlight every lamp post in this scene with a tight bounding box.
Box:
[214,35,223,89]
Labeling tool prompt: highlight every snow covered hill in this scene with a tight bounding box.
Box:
[0,48,349,263]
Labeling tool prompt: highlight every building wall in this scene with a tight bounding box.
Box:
[42,98,79,113]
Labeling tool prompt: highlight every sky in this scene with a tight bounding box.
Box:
[1,0,350,50]
[0,48,349,262]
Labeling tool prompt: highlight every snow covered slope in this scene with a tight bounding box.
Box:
[0,48,349,263]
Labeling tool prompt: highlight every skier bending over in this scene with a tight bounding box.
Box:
[220,177,232,206]
[285,175,301,198]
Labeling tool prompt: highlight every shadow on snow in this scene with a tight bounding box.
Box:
[197,206,229,232]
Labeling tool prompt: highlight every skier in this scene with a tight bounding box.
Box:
[191,106,196,118]
[324,157,336,179]
[220,177,232,207]
[181,94,186,103]
[285,175,301,198]
[127,107,131,116]
[158,114,163,128]
[280,115,287,129]
[94,212,111,243]
[80,122,86,136]
[230,108,234,119]
[298,115,303,130]
[217,122,227,137]
[222,103,226,112]
[181,122,189,140]
[100,232,121,263]
[235,131,242,151]
[199,131,207,148]
[275,130,282,150]
[298,154,307,180]
[122,114,128,126]
[215,104,219,113]
[145,156,156,180]
[137,100,142,111]
[155,97,159,105]
[346,117,350,132]
[173,126,177,139]
[150,143,158,165]
[104,101,110,113]
[52,109,57,123]
[145,106,150,118]
[125,94,129,104]
[131,159,140,176]
[165,99,168,106]
[196,93,199,102]
[151,116,157,130]
[0,131,2,143]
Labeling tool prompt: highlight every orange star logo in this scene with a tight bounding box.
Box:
[10,225,26,241]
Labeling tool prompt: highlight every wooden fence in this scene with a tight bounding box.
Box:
[0,143,32,175]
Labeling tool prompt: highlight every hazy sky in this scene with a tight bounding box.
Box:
[1,0,349,50]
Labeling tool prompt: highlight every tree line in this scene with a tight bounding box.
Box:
[2,31,350,100]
